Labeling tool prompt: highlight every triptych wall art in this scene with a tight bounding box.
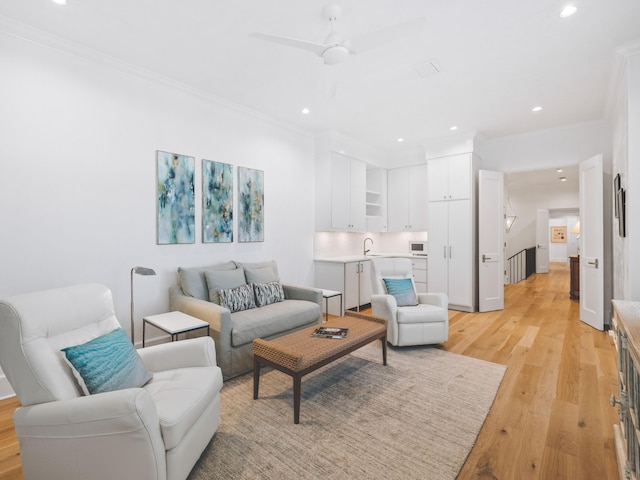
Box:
[156,150,264,245]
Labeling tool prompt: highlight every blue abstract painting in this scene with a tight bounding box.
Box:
[157,151,195,244]
[202,160,233,243]
[238,167,264,242]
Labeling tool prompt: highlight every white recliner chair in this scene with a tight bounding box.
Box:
[370,257,449,346]
[0,283,223,480]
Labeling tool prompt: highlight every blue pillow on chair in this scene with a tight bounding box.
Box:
[62,328,152,395]
[383,278,418,307]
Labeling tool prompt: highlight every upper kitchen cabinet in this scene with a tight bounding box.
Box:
[387,164,428,232]
[316,151,366,232]
[366,168,387,232]
[427,153,472,201]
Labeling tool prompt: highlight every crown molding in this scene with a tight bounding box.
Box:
[0,14,313,139]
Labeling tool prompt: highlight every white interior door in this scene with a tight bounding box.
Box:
[536,209,550,273]
[579,154,604,331]
[478,170,504,312]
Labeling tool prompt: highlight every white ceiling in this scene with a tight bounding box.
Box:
[1,0,639,154]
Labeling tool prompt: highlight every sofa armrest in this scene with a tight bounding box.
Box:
[282,284,322,307]
[169,286,230,334]
[138,336,217,371]
[417,292,448,310]
[370,294,398,321]
[14,389,166,480]
[170,285,233,377]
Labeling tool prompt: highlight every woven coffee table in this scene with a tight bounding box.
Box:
[253,311,387,424]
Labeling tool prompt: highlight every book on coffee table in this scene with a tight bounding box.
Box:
[311,326,349,339]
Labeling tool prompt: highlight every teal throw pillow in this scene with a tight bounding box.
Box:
[62,328,153,395]
[383,278,418,307]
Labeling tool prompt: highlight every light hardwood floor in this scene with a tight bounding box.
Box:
[0,262,619,479]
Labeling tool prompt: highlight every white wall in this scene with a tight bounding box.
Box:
[476,121,611,173]
[611,46,640,301]
[548,214,580,262]
[0,30,317,392]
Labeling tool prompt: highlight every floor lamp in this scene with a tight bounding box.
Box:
[130,266,156,344]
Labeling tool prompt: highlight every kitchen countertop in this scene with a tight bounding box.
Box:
[314,253,428,263]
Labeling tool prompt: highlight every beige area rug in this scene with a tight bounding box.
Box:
[188,343,506,480]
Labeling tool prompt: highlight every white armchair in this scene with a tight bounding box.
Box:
[370,257,449,346]
[0,283,223,480]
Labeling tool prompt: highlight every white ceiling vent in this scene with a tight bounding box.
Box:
[415,60,441,78]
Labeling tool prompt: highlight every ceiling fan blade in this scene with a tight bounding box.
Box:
[250,32,328,57]
[347,17,426,54]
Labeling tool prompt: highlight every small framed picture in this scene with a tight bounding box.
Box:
[550,226,567,243]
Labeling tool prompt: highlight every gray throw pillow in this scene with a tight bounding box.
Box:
[235,260,280,280]
[205,268,247,304]
[219,284,256,313]
[245,266,277,284]
[178,261,237,301]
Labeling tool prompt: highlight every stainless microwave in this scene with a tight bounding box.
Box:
[409,241,428,256]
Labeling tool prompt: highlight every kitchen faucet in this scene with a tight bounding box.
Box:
[363,237,373,255]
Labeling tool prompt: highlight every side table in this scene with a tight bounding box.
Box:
[142,311,210,347]
[321,289,343,322]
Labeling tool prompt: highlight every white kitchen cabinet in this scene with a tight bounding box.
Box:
[366,168,387,232]
[330,154,366,232]
[314,259,372,314]
[427,153,476,312]
[387,164,428,232]
[410,257,428,293]
[315,151,367,232]
[427,153,472,201]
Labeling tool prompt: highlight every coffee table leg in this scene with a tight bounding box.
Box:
[253,357,261,400]
[293,374,301,424]
[381,336,387,366]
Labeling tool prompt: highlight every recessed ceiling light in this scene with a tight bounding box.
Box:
[51,0,67,5]
[301,107,310,115]
[560,177,567,182]
[532,105,543,112]
[557,168,563,173]
[559,5,577,17]
[397,138,405,142]
[450,126,458,131]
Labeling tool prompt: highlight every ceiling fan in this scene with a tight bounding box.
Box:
[250,4,425,66]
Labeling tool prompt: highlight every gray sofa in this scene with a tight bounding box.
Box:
[169,260,322,379]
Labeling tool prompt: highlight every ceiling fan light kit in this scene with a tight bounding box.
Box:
[323,45,349,65]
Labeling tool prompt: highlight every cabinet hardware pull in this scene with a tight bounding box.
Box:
[588,259,599,268]
[443,246,447,258]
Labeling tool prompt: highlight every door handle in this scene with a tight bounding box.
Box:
[588,259,599,269]
[482,254,491,263]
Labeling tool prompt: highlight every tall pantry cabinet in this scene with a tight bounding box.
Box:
[427,153,477,312]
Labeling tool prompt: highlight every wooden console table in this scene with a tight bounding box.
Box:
[570,255,580,299]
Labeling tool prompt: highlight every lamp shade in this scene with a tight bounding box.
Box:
[133,266,156,276]
[571,221,580,234]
